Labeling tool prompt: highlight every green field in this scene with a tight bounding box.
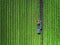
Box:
[0,0,60,45]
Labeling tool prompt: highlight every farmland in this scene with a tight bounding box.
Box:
[0,0,60,45]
